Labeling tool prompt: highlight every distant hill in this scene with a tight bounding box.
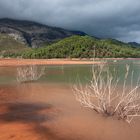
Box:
[0,18,86,48]
[128,42,140,48]
[22,36,140,58]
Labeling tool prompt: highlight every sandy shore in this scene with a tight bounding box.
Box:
[0,58,104,66]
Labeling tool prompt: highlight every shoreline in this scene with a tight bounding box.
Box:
[0,58,139,67]
[0,58,104,67]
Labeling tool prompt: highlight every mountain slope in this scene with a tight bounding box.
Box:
[0,34,30,57]
[22,36,140,58]
[0,18,86,48]
[128,42,140,48]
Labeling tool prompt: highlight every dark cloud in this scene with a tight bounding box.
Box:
[0,0,140,42]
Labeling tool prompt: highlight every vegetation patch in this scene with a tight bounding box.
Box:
[22,35,140,59]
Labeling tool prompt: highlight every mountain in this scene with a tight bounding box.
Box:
[1,18,140,58]
[0,18,86,48]
[128,42,140,48]
[22,36,140,58]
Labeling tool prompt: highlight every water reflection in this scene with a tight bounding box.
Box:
[16,65,46,83]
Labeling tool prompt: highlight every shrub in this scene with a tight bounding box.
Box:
[16,65,45,83]
[73,64,140,123]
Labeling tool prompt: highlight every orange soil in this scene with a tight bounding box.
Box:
[0,59,103,66]
[0,83,140,140]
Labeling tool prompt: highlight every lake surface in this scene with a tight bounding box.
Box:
[1,59,140,85]
[0,59,140,140]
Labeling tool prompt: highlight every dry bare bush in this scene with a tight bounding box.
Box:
[73,64,140,123]
[16,65,45,83]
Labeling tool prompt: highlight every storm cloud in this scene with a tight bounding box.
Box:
[0,0,140,42]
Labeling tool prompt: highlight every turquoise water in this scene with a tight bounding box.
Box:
[0,59,140,85]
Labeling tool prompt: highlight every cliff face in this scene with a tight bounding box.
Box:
[0,18,86,48]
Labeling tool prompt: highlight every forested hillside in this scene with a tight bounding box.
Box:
[22,36,140,58]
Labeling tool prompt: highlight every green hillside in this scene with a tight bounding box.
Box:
[0,34,30,57]
[22,35,140,58]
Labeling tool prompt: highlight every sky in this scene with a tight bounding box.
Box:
[0,0,140,43]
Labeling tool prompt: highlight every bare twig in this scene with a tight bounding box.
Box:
[73,64,140,123]
[16,65,45,83]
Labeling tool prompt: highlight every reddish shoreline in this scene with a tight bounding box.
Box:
[0,58,104,66]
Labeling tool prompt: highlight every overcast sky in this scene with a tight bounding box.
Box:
[0,0,140,42]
